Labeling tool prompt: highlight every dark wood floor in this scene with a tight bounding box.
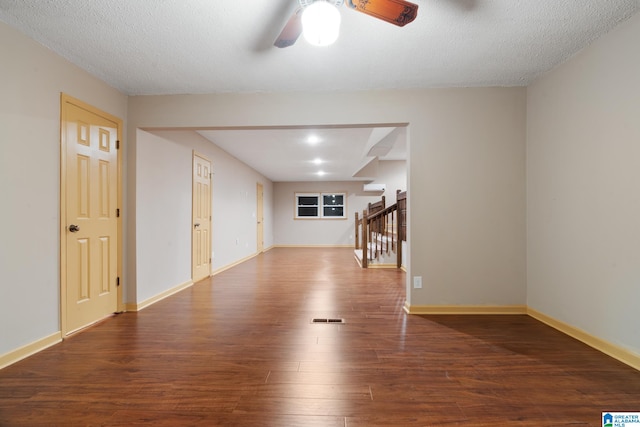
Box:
[1,248,639,426]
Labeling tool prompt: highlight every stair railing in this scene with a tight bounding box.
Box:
[355,191,407,268]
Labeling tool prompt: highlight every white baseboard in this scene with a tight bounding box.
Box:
[211,253,259,276]
[273,244,353,248]
[404,304,527,315]
[125,280,194,312]
[366,263,400,269]
[527,307,640,371]
[403,303,639,371]
[0,332,62,370]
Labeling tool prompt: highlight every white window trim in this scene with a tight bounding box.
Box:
[295,192,347,219]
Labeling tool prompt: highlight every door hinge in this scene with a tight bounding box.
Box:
[209,258,212,264]
[116,140,120,150]
[116,208,120,217]
[116,277,120,287]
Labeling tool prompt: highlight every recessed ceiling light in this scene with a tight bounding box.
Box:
[313,158,323,165]
[317,171,326,176]
[307,135,320,144]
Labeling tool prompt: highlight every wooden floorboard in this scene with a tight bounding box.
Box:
[1,247,639,426]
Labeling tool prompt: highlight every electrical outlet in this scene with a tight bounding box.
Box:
[413,276,422,289]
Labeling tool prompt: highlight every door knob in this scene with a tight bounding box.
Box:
[194,223,200,228]
[69,224,80,233]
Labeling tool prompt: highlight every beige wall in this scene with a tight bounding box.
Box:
[143,131,274,279]
[527,13,640,355]
[377,160,407,201]
[273,181,386,246]
[0,22,128,357]
[272,161,406,246]
[134,131,192,303]
[358,158,407,201]
[407,89,527,306]
[128,87,528,309]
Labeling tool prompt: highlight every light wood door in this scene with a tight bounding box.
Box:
[256,183,264,253]
[192,153,212,282]
[61,95,121,335]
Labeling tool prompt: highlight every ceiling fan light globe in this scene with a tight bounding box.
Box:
[302,1,341,46]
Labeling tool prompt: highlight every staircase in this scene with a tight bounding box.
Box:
[354,190,406,268]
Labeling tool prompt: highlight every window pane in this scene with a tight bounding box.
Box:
[323,195,343,206]
[298,206,318,217]
[298,196,318,206]
[323,207,344,217]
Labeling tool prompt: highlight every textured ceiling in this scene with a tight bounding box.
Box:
[2,0,638,182]
[1,0,638,95]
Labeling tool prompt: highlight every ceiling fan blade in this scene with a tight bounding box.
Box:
[347,0,418,27]
[274,7,304,48]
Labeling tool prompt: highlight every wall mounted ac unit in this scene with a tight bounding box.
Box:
[363,183,386,192]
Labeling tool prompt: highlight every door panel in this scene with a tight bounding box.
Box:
[192,153,212,282]
[62,95,120,335]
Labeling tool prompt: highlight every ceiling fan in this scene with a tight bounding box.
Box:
[274,0,419,48]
